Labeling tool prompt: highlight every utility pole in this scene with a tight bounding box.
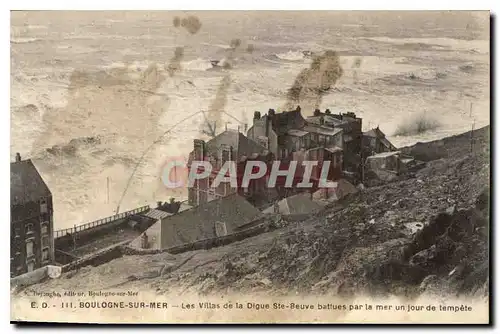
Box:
[470,102,473,117]
[106,177,110,204]
[471,119,475,154]
[73,224,77,250]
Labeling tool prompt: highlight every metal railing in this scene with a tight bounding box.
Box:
[54,205,150,239]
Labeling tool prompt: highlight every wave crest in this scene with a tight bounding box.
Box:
[275,50,306,61]
[181,58,215,71]
[11,37,40,44]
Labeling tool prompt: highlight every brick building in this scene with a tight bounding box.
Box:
[246,107,344,195]
[10,153,54,277]
[362,126,397,156]
[307,109,363,177]
[187,130,275,207]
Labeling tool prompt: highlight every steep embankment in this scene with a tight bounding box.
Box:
[16,126,490,299]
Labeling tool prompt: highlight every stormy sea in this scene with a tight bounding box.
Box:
[10,11,490,229]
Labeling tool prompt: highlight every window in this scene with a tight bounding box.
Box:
[41,223,49,235]
[40,199,48,214]
[25,223,33,235]
[214,222,227,237]
[42,248,50,262]
[27,260,35,272]
[14,227,20,238]
[42,235,50,248]
[221,149,230,164]
[26,240,34,257]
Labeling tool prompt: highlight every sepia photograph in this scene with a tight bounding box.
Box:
[9,9,490,324]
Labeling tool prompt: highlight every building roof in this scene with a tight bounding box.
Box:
[204,130,267,161]
[307,115,348,126]
[159,193,261,249]
[325,146,343,154]
[11,159,51,206]
[312,178,358,202]
[287,129,309,137]
[380,136,397,150]
[366,151,402,159]
[364,127,386,138]
[142,208,173,220]
[364,127,397,150]
[303,125,343,137]
[269,110,307,135]
[263,193,322,216]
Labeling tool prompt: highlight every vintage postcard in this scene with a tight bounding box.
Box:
[10,10,490,324]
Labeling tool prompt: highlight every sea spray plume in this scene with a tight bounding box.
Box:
[167,47,184,77]
[173,16,181,28]
[230,38,242,49]
[352,57,362,83]
[199,37,246,136]
[209,75,232,116]
[166,15,203,76]
[201,75,232,137]
[181,15,202,35]
[30,61,169,222]
[284,50,344,112]
[115,16,205,212]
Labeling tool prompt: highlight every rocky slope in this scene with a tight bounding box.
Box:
[16,126,490,300]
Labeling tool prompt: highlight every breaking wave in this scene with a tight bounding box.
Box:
[11,37,41,44]
[13,104,40,115]
[275,50,306,61]
[182,58,216,71]
[43,135,103,158]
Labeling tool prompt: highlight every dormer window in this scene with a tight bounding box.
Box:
[40,198,48,213]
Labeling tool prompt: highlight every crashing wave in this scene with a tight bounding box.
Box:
[275,50,307,61]
[181,58,214,71]
[14,104,39,115]
[11,37,40,44]
[45,136,102,157]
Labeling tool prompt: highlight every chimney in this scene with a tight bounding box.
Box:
[320,116,325,125]
[314,109,321,116]
[268,109,275,117]
[157,201,163,208]
[325,109,331,115]
[296,105,301,112]
[15,152,21,162]
[220,144,232,165]
[193,139,205,161]
[244,123,248,132]
[253,111,261,121]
